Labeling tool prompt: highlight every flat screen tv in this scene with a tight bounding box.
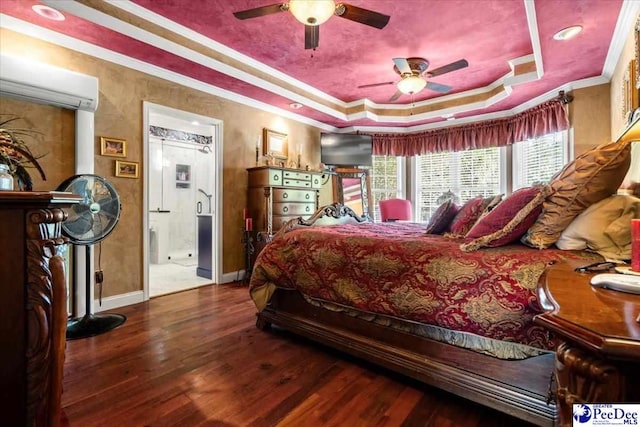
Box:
[320,133,373,167]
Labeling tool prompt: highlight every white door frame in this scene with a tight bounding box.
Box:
[142,101,223,300]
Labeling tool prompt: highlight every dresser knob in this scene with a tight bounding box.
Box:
[306,206,310,212]
[283,193,288,199]
[274,175,279,181]
[305,194,310,199]
[283,206,288,213]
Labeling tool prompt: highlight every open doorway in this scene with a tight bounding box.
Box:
[142,102,223,299]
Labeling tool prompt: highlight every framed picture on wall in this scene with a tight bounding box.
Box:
[263,128,288,160]
[100,137,127,157]
[115,160,139,178]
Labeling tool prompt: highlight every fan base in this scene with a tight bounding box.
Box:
[66,313,126,340]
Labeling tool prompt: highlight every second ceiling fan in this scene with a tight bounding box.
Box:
[233,1,390,50]
[360,57,469,102]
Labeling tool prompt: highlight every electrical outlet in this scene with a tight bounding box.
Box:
[95,270,104,284]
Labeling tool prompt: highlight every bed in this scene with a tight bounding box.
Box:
[248,203,602,426]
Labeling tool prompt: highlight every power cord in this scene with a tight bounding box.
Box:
[96,241,104,306]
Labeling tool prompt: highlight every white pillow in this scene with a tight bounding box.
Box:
[555,195,640,261]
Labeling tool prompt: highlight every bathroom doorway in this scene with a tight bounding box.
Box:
[142,102,223,299]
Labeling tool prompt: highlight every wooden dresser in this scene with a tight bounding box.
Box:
[536,259,640,427]
[247,166,327,235]
[0,191,81,427]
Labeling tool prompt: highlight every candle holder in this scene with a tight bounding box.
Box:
[242,229,255,284]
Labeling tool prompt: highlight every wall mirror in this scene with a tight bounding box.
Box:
[332,167,372,220]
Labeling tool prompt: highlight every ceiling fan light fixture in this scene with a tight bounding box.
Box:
[397,75,427,95]
[553,25,582,41]
[289,0,335,25]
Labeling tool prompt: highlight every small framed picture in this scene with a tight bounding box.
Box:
[263,128,288,160]
[100,137,127,157]
[115,160,139,179]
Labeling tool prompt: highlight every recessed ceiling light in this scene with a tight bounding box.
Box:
[191,121,200,125]
[553,25,582,41]
[32,5,66,21]
[289,102,303,109]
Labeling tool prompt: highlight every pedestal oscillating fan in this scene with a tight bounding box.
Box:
[57,174,126,340]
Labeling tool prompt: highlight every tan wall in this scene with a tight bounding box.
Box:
[610,17,638,138]
[0,29,321,298]
[569,84,612,155]
[0,98,75,190]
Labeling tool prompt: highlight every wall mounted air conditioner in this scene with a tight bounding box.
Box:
[0,54,98,112]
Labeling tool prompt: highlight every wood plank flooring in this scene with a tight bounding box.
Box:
[62,284,536,426]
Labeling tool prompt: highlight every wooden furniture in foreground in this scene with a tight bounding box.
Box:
[255,204,558,426]
[536,260,640,427]
[0,191,80,427]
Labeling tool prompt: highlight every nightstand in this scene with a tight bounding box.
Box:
[536,259,640,427]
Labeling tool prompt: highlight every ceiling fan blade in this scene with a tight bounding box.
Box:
[233,4,286,20]
[393,58,412,76]
[357,81,395,89]
[426,81,452,93]
[336,3,390,29]
[305,25,319,50]
[427,59,469,77]
[389,90,403,102]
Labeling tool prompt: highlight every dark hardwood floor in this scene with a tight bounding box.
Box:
[62,284,536,426]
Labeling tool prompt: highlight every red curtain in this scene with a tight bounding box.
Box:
[372,99,569,156]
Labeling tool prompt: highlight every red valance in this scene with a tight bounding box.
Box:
[372,99,569,156]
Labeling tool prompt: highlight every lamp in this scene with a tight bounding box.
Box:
[397,75,427,95]
[289,0,335,25]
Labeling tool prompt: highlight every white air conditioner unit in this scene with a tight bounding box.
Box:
[0,54,98,112]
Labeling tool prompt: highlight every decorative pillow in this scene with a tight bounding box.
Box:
[447,195,502,236]
[461,186,550,251]
[522,140,632,249]
[556,195,640,261]
[425,200,459,234]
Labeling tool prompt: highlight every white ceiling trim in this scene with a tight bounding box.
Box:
[602,0,640,79]
[347,75,609,134]
[40,0,348,121]
[101,0,346,106]
[0,14,338,133]
[40,0,572,123]
[524,0,544,79]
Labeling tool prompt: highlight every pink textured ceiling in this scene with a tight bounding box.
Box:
[0,0,623,129]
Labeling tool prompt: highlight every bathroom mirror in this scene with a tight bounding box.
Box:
[332,167,372,220]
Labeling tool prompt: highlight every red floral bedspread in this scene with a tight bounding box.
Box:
[249,222,599,350]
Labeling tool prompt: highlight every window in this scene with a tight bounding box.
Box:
[512,131,568,190]
[370,156,404,221]
[415,148,501,221]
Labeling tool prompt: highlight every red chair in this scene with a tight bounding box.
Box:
[379,198,412,222]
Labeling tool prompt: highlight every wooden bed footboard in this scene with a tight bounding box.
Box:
[256,203,558,426]
[258,290,557,426]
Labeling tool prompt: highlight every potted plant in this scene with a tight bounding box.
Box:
[0,116,46,190]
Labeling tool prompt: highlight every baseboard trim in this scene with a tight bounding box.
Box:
[94,290,145,312]
[94,273,242,311]
[221,270,246,284]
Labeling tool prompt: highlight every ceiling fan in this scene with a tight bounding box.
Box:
[233,1,390,50]
[359,57,469,102]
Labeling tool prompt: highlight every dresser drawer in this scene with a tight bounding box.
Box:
[273,202,316,216]
[310,173,323,189]
[273,188,315,203]
[283,170,311,181]
[282,179,312,188]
